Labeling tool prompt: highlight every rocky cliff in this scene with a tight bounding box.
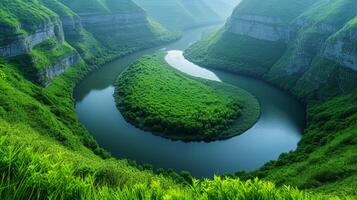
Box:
[78,12,147,33]
[40,0,83,36]
[0,0,175,86]
[265,0,357,91]
[40,51,80,86]
[323,18,357,71]
[60,0,174,51]
[185,0,357,195]
[0,33,29,57]
[0,18,63,57]
[186,0,357,97]
[228,15,289,42]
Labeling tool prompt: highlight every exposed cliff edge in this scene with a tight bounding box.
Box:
[265,0,357,90]
[40,51,80,86]
[228,15,289,42]
[323,18,357,71]
[186,0,357,92]
[0,19,64,57]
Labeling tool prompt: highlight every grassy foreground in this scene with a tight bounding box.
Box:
[115,53,260,141]
[0,59,335,199]
[0,118,338,199]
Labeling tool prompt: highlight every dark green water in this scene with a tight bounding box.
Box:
[74,25,305,177]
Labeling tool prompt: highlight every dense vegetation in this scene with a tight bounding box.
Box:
[58,0,178,59]
[0,53,339,199]
[185,29,287,77]
[186,0,357,197]
[0,0,355,199]
[115,54,260,140]
[0,118,336,199]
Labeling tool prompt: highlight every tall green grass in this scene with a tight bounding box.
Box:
[0,120,340,199]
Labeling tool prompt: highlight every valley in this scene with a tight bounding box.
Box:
[74,25,304,177]
[0,0,355,199]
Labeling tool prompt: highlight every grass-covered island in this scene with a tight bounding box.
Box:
[115,53,260,141]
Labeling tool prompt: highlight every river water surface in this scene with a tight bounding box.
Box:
[74,25,305,177]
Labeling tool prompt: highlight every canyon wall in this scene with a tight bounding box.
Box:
[186,0,357,99]
[0,19,63,57]
[0,0,173,85]
[228,15,289,42]
[78,12,148,34]
[323,18,357,71]
[40,51,80,86]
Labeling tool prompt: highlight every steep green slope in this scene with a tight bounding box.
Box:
[186,28,287,76]
[267,0,357,90]
[186,0,318,76]
[0,0,81,86]
[38,0,107,64]
[133,0,221,30]
[59,0,142,13]
[59,0,177,54]
[0,0,58,32]
[186,0,357,197]
[0,0,177,85]
[115,54,260,141]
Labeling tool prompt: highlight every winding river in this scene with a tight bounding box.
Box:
[74,25,305,177]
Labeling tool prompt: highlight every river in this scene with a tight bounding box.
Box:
[74,25,305,177]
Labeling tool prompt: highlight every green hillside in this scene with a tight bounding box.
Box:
[234,0,316,23]
[185,29,287,76]
[0,0,58,32]
[115,54,260,141]
[59,0,177,54]
[266,0,357,90]
[186,0,357,197]
[59,0,142,14]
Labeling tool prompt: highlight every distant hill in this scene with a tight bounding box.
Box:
[133,0,237,30]
[202,0,241,19]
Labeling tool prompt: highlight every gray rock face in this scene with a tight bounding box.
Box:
[228,15,289,42]
[0,20,64,57]
[0,24,19,33]
[29,23,57,46]
[295,18,338,33]
[0,34,29,57]
[61,15,82,36]
[283,55,312,75]
[324,40,357,71]
[41,52,80,86]
[78,12,148,30]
